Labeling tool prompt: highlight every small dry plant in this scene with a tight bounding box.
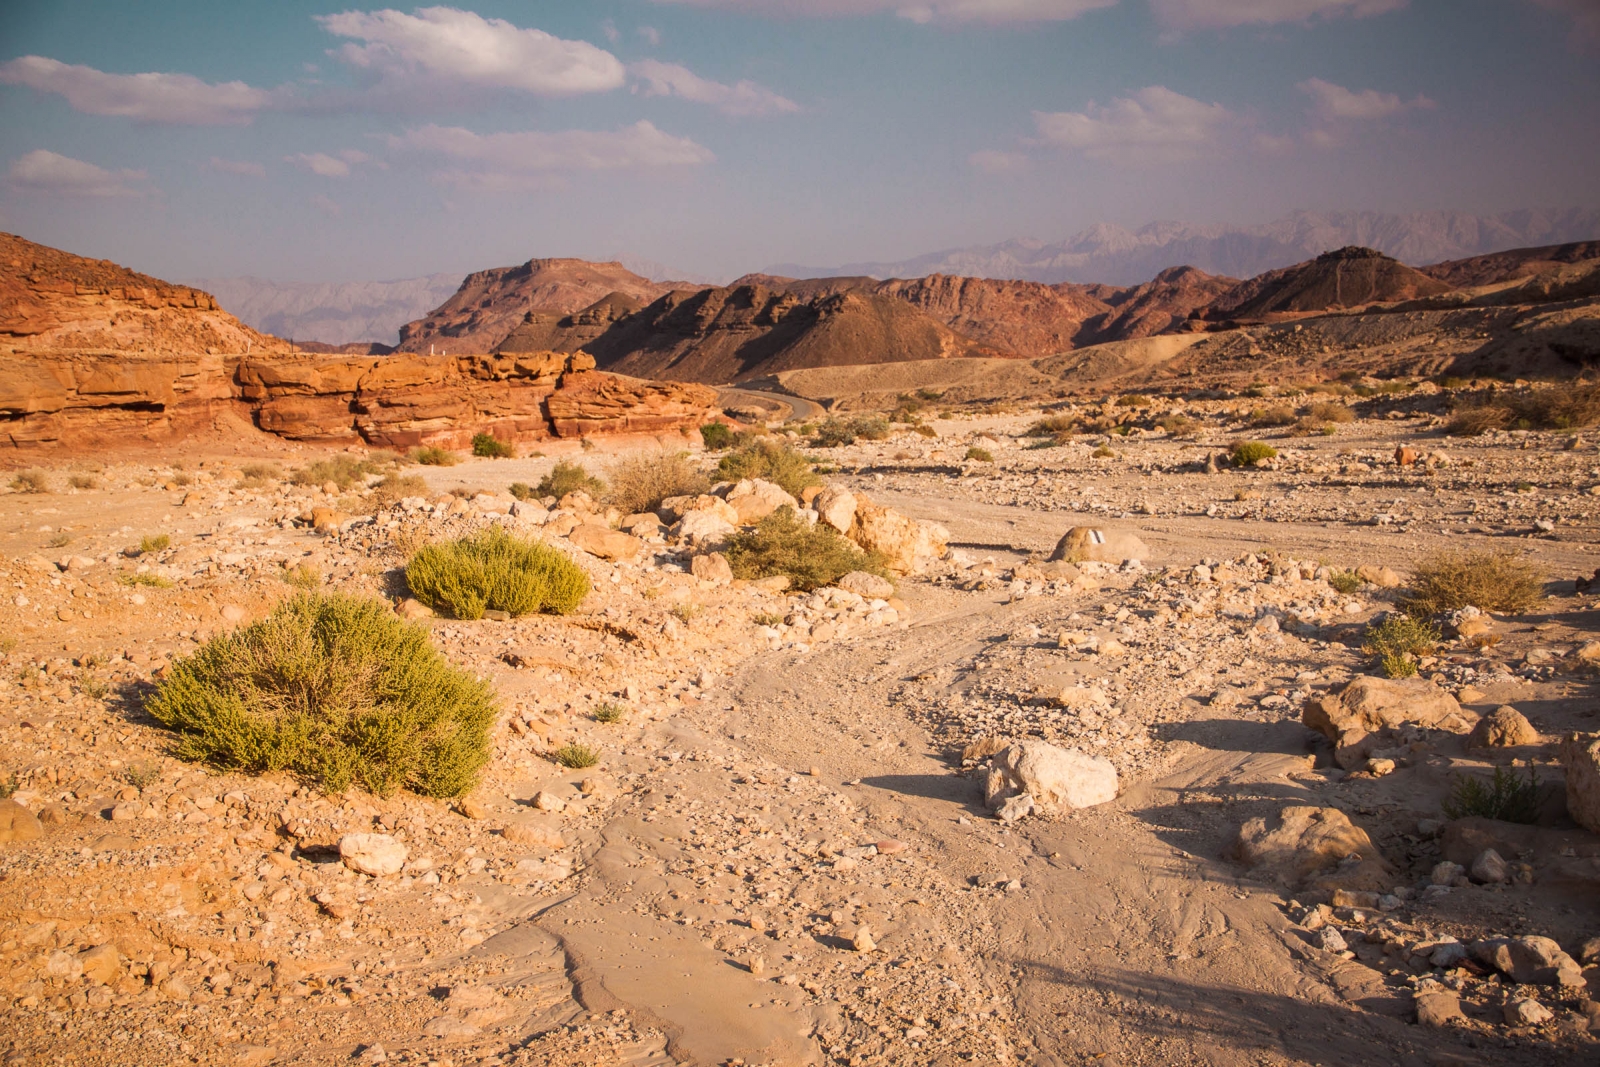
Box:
[1402,550,1545,615]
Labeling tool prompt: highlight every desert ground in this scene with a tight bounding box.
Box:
[3,387,1600,1067]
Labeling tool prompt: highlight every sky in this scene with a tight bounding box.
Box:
[0,0,1597,283]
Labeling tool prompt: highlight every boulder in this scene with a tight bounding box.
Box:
[1469,848,1509,884]
[79,943,120,985]
[1472,936,1581,985]
[659,494,738,525]
[1354,564,1402,588]
[619,512,664,535]
[836,571,894,599]
[0,799,43,844]
[510,499,549,524]
[503,816,565,850]
[983,741,1117,815]
[1559,732,1600,832]
[812,485,858,534]
[850,496,948,575]
[1047,527,1149,565]
[1414,992,1464,1027]
[1302,676,1471,769]
[338,833,407,877]
[723,479,798,524]
[1503,998,1553,1027]
[1230,805,1389,889]
[675,509,737,547]
[1467,705,1538,749]
[569,523,643,562]
[690,552,733,584]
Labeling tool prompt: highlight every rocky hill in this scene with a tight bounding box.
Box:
[1075,265,1238,345]
[1419,241,1600,289]
[394,259,686,355]
[1208,246,1451,321]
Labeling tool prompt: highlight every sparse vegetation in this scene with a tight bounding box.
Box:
[1091,444,1116,459]
[405,526,590,620]
[1446,384,1600,437]
[508,482,536,502]
[280,563,322,589]
[1248,406,1296,428]
[0,772,16,799]
[119,572,173,589]
[1230,441,1277,466]
[1025,415,1078,437]
[725,506,887,593]
[292,454,391,490]
[471,433,515,458]
[1442,765,1542,824]
[964,446,994,462]
[9,469,49,494]
[412,446,458,466]
[1329,570,1362,595]
[812,415,891,447]
[1305,401,1355,423]
[912,424,938,438]
[670,603,702,623]
[1362,615,1440,678]
[138,533,170,554]
[700,421,734,450]
[752,611,784,627]
[1444,405,1509,437]
[1155,414,1199,437]
[146,591,496,797]
[371,472,430,506]
[1402,549,1545,615]
[68,473,98,490]
[123,762,160,791]
[554,742,599,769]
[1115,393,1152,407]
[716,438,821,498]
[535,460,605,501]
[607,451,710,514]
[593,703,626,724]
[46,532,71,548]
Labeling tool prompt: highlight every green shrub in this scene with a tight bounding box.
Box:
[405,526,589,620]
[118,572,173,589]
[1362,615,1440,678]
[554,742,599,769]
[9,469,49,494]
[608,451,709,514]
[593,703,626,724]
[472,433,515,459]
[1402,550,1545,616]
[1230,441,1277,466]
[964,446,994,462]
[1025,415,1078,437]
[281,563,321,589]
[1329,570,1361,595]
[292,454,390,490]
[412,446,458,466]
[716,439,820,498]
[536,461,605,500]
[812,415,890,447]
[1442,765,1541,824]
[700,421,734,450]
[725,506,888,592]
[1115,393,1152,407]
[1306,401,1355,423]
[372,473,429,506]
[146,592,495,797]
[139,533,170,554]
[1248,406,1296,428]
[508,482,536,501]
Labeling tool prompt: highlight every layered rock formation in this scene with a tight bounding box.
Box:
[0,236,719,449]
[1208,246,1451,321]
[394,258,684,355]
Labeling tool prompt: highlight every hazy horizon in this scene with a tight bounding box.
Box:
[2,1,1597,284]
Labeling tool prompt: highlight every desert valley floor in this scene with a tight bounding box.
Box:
[3,397,1600,1067]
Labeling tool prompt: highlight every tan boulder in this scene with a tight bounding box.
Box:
[1467,706,1539,749]
[1355,564,1402,588]
[79,943,120,985]
[723,478,797,524]
[983,740,1118,815]
[1303,675,1471,769]
[836,571,894,599]
[850,497,948,575]
[569,523,642,562]
[1048,527,1149,565]
[1559,732,1600,832]
[675,509,738,547]
[503,816,565,850]
[1230,805,1390,889]
[0,799,44,845]
[690,552,733,584]
[812,485,858,534]
[661,494,739,526]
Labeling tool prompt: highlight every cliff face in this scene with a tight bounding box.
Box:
[870,274,1110,357]
[393,258,683,355]
[0,236,718,449]
[1209,246,1451,320]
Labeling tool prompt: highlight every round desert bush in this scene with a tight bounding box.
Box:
[1230,441,1277,466]
[406,526,589,620]
[472,433,515,458]
[964,446,994,462]
[146,592,495,797]
[715,439,821,498]
[1401,549,1545,616]
[700,421,734,450]
[607,450,710,514]
[536,460,604,500]
[725,506,887,592]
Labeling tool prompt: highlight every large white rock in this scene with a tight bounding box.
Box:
[338,833,407,877]
[675,509,737,546]
[812,485,858,534]
[723,479,798,524]
[850,495,949,575]
[1047,527,1149,565]
[984,741,1117,815]
[836,571,894,599]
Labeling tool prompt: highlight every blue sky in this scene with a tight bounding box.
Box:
[1,0,1596,282]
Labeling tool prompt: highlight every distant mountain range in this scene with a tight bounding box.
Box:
[767,208,1600,287]
[189,273,462,347]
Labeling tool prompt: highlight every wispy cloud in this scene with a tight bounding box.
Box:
[207,157,267,177]
[387,120,714,190]
[7,149,152,197]
[285,149,373,178]
[0,55,274,125]
[968,149,1028,173]
[1149,0,1407,31]
[1298,77,1433,120]
[1032,85,1234,164]
[630,60,798,117]
[651,0,1117,23]
[316,6,625,96]
[311,193,343,217]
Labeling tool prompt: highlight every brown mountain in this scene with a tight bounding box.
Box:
[394,258,684,355]
[497,282,1002,383]
[1075,266,1239,346]
[1209,246,1451,320]
[1419,241,1600,288]
[868,274,1109,357]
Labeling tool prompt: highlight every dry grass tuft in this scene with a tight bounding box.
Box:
[1401,549,1545,615]
[607,451,710,514]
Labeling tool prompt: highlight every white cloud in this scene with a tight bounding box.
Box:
[286,149,372,178]
[1149,0,1405,30]
[388,121,714,189]
[207,157,267,177]
[311,194,343,217]
[1297,77,1433,120]
[638,25,664,44]
[651,0,1116,23]
[601,18,621,42]
[317,6,625,96]
[968,149,1028,172]
[0,55,272,125]
[7,149,151,197]
[629,60,799,117]
[1033,85,1234,164]
[1528,0,1600,50]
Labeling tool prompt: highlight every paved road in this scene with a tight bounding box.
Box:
[715,386,826,424]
